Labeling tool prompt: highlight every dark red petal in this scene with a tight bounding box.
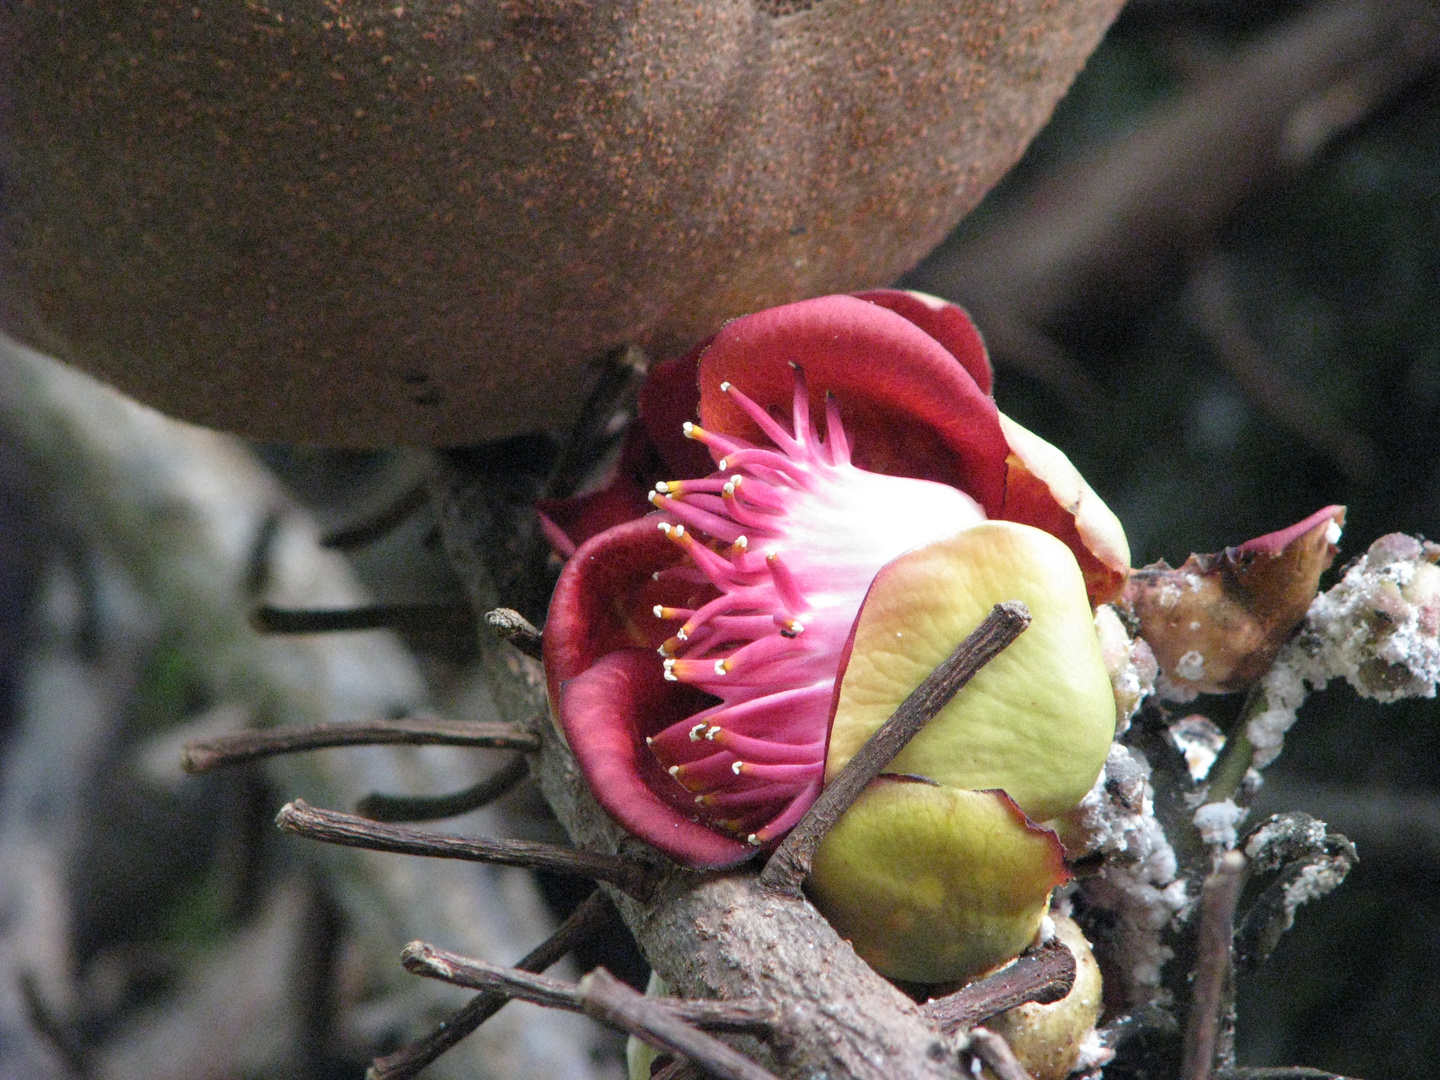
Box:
[696,295,1008,515]
[853,289,993,395]
[640,347,713,481]
[1235,505,1346,557]
[543,515,708,703]
[558,648,752,868]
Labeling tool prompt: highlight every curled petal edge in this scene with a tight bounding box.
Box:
[557,648,754,868]
[997,414,1131,607]
[543,515,693,704]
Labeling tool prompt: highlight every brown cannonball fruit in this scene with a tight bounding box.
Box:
[0,1,1123,445]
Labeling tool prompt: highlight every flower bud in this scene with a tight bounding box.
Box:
[808,779,1069,985]
[1121,506,1344,697]
[808,521,1115,983]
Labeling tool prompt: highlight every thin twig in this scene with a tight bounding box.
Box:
[579,967,783,1080]
[483,607,544,662]
[182,718,540,773]
[923,939,1077,1035]
[402,943,778,1033]
[403,944,576,1008]
[367,891,615,1080]
[1183,851,1247,1080]
[275,800,658,900]
[322,480,431,550]
[19,972,88,1075]
[758,601,1031,897]
[542,346,646,501]
[968,1027,1037,1080]
[355,755,531,822]
[1203,688,1263,806]
[250,601,474,635]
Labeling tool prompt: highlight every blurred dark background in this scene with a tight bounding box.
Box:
[2,1,1439,1077]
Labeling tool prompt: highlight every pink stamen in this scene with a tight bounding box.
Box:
[732,761,822,783]
[749,782,824,845]
[651,492,746,543]
[681,421,750,458]
[712,447,807,481]
[824,391,850,466]
[726,475,788,512]
[647,367,986,846]
[707,729,826,763]
[695,783,807,812]
[764,551,807,615]
[671,751,743,790]
[721,381,802,455]
[789,364,811,452]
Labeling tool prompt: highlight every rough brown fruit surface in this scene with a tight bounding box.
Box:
[0,0,1124,445]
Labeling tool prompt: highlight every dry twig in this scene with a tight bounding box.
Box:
[322,480,431,550]
[251,601,474,635]
[484,607,545,661]
[967,1027,1037,1080]
[652,1059,704,1080]
[1183,852,1247,1080]
[923,940,1077,1036]
[402,943,778,1034]
[367,890,615,1080]
[182,717,539,773]
[356,754,531,823]
[275,800,659,900]
[578,967,783,1080]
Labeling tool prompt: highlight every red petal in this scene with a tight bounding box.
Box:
[853,289,993,395]
[558,648,752,868]
[696,295,1008,515]
[543,515,711,701]
[535,430,659,555]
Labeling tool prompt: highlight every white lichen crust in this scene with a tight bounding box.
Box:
[1064,745,1188,1005]
[1246,534,1440,769]
[1192,798,1245,849]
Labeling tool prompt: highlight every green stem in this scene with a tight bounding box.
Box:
[1204,688,1263,805]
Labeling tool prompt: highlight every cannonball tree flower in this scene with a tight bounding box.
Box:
[543,292,1131,981]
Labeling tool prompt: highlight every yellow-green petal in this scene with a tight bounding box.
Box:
[826,521,1115,822]
[807,778,1069,984]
